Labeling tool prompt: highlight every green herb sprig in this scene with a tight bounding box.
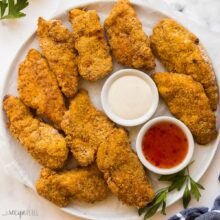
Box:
[139,161,205,219]
[0,0,29,20]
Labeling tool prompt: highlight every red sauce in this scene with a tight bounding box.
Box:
[142,122,188,168]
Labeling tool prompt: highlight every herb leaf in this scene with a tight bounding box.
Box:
[140,188,168,219]
[161,201,166,215]
[138,206,148,216]
[183,184,191,208]
[158,169,185,182]
[144,202,161,219]
[0,0,29,20]
[14,0,28,11]
[139,162,205,218]
[138,191,161,216]
[190,177,204,201]
[0,0,8,16]
[196,182,205,190]
[168,175,187,192]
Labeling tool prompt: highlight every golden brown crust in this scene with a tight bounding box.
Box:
[61,90,155,207]
[18,49,66,129]
[153,72,218,145]
[104,0,155,70]
[36,164,108,207]
[97,128,155,208]
[69,9,113,81]
[61,89,116,166]
[150,18,219,110]
[37,17,79,97]
[3,96,68,169]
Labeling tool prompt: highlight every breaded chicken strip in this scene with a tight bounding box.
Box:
[104,0,155,70]
[153,72,218,145]
[97,128,155,208]
[151,18,218,111]
[61,89,116,166]
[3,96,68,170]
[18,49,66,129]
[38,17,79,97]
[36,164,108,207]
[69,9,112,81]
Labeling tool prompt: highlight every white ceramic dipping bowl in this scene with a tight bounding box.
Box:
[101,69,159,127]
[136,116,194,175]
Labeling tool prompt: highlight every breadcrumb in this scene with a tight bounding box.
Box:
[104,0,155,70]
[150,18,218,110]
[36,164,108,207]
[38,17,79,97]
[3,96,68,169]
[97,128,155,208]
[69,9,112,81]
[153,72,218,144]
[61,89,116,166]
[18,49,66,129]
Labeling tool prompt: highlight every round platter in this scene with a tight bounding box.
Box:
[0,1,219,219]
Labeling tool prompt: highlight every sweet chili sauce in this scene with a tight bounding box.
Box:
[142,122,188,168]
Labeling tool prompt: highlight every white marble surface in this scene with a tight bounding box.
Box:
[165,0,220,32]
[0,0,219,219]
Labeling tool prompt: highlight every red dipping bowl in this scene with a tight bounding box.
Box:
[136,116,194,175]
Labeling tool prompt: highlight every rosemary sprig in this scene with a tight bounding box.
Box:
[139,161,205,219]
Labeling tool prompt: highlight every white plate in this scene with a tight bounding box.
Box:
[0,1,219,220]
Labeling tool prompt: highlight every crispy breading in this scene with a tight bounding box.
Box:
[37,17,79,97]
[18,49,66,129]
[36,164,108,207]
[150,18,218,111]
[153,72,218,145]
[60,90,154,207]
[69,9,112,81]
[104,0,155,70]
[61,89,116,166]
[97,128,155,208]
[3,96,68,170]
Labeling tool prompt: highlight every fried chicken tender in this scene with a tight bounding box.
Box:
[69,9,112,81]
[18,49,66,129]
[61,89,116,166]
[153,72,218,145]
[38,17,79,97]
[3,96,68,170]
[150,18,218,111]
[61,90,154,207]
[104,0,155,70]
[97,128,155,208]
[36,164,108,207]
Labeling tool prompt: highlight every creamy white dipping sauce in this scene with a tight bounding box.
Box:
[108,75,153,120]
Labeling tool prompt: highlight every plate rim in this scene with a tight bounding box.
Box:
[0,0,219,219]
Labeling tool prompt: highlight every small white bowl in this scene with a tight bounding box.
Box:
[136,116,194,175]
[101,69,159,127]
